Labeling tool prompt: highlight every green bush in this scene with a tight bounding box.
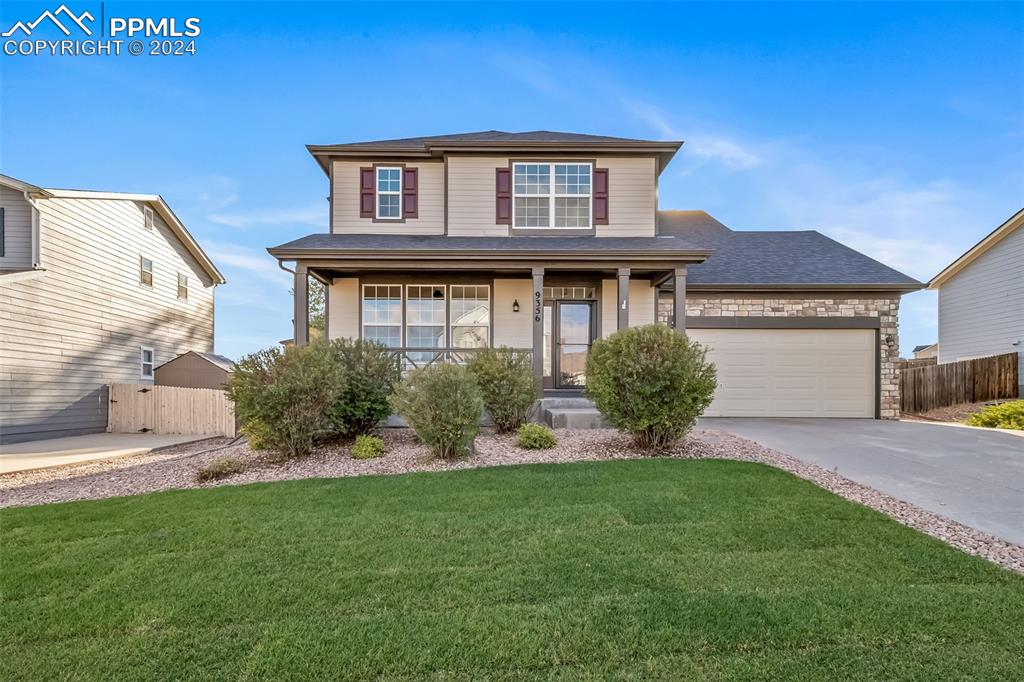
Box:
[516,423,557,449]
[196,456,245,483]
[966,400,1024,430]
[466,347,540,432]
[327,339,401,436]
[241,419,278,451]
[351,434,387,459]
[390,363,484,459]
[585,324,717,451]
[226,341,343,459]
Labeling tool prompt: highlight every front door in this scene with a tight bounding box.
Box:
[554,301,594,389]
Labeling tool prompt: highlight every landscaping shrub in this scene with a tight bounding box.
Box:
[516,423,557,449]
[966,400,1024,430]
[241,419,278,451]
[585,324,717,451]
[195,456,245,483]
[327,339,401,436]
[351,434,387,459]
[390,363,484,459]
[466,347,540,432]
[226,341,343,459]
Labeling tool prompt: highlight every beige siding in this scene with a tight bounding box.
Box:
[0,185,34,270]
[446,156,508,237]
[331,160,444,235]
[937,225,1024,365]
[0,197,215,443]
[628,279,656,326]
[328,277,359,339]
[493,279,533,347]
[601,279,617,338]
[597,156,656,237]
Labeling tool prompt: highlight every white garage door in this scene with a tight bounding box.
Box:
[689,328,875,418]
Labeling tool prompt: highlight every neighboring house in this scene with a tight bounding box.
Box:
[912,343,938,360]
[929,208,1024,393]
[267,131,922,419]
[155,351,235,390]
[0,174,225,444]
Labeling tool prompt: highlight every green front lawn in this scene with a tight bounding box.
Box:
[2,460,1022,680]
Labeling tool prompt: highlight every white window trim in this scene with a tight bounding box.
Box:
[143,205,154,230]
[375,166,402,220]
[140,346,155,379]
[361,284,403,346]
[512,162,593,229]
[405,284,447,349]
[140,256,154,288]
[449,284,491,348]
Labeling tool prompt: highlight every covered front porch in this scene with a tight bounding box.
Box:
[289,260,694,390]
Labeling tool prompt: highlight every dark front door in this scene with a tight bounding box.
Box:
[554,301,594,389]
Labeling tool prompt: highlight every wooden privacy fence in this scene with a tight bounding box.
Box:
[107,384,236,437]
[900,352,1019,414]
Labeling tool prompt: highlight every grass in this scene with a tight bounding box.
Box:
[2,459,1022,680]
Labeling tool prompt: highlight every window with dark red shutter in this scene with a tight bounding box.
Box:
[495,168,512,224]
[593,168,609,225]
[359,167,375,218]
[402,168,418,219]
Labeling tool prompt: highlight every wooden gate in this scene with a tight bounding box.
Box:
[107,384,236,437]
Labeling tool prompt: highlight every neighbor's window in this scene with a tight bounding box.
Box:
[140,256,154,287]
[406,285,446,364]
[513,162,591,229]
[362,284,402,347]
[177,272,188,300]
[143,205,154,229]
[376,167,402,219]
[450,285,490,348]
[140,346,154,379]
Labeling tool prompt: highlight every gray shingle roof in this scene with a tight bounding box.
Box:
[319,130,665,149]
[269,233,706,253]
[194,352,235,371]
[657,211,922,289]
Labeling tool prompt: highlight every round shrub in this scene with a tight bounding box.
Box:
[966,400,1024,430]
[327,339,401,437]
[351,434,387,459]
[196,456,245,483]
[390,363,484,459]
[466,347,540,432]
[516,423,557,449]
[585,324,717,451]
[226,341,343,459]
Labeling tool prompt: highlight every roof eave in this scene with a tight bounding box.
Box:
[928,207,1024,289]
[683,282,925,294]
[267,246,711,262]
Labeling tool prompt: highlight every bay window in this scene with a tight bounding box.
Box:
[406,285,446,364]
[450,285,490,348]
[513,162,591,229]
[361,285,402,347]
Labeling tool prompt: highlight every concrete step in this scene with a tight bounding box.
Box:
[544,407,610,429]
[538,397,595,410]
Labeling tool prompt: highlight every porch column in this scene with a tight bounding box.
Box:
[294,263,309,347]
[531,267,544,379]
[617,267,630,330]
[673,266,687,333]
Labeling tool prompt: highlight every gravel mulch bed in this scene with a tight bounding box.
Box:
[2,428,1021,575]
[904,400,1009,424]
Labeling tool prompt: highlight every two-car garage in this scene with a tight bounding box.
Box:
[688,328,877,418]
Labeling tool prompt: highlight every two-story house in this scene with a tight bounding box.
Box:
[268,131,921,419]
[0,174,225,444]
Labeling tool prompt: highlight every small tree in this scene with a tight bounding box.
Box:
[226,341,343,458]
[585,325,717,451]
[327,339,400,436]
[466,347,540,432]
[390,363,484,459]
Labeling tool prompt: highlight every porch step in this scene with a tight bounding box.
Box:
[538,397,609,429]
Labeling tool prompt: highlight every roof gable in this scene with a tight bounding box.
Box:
[929,208,1024,288]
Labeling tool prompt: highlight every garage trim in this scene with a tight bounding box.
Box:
[686,316,882,419]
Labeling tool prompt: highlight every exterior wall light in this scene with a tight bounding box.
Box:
[513,299,520,313]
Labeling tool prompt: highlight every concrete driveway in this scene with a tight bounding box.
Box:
[701,418,1024,545]
[0,433,216,474]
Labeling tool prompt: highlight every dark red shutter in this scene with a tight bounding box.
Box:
[495,167,512,224]
[402,167,418,219]
[359,167,375,218]
[593,168,609,225]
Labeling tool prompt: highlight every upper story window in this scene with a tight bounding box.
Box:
[177,272,189,300]
[376,167,402,219]
[140,256,154,287]
[143,205,155,230]
[513,162,592,229]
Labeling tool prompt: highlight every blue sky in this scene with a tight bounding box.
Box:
[2,1,1022,359]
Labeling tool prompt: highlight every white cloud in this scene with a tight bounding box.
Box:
[208,202,325,229]
[491,54,561,96]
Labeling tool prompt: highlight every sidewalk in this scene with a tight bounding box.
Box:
[0,433,216,474]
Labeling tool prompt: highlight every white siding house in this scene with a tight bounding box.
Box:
[0,175,225,444]
[929,208,1024,393]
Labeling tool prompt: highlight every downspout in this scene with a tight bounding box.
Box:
[22,190,43,268]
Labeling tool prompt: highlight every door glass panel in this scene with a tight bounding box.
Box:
[558,303,591,387]
[559,304,591,345]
